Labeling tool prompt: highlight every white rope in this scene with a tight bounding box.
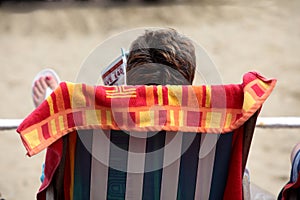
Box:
[0,119,23,130]
[256,117,300,128]
[0,117,300,131]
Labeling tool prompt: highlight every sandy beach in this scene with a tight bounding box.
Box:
[1,1,300,199]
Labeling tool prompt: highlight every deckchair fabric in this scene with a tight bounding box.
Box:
[278,150,300,200]
[17,71,276,200]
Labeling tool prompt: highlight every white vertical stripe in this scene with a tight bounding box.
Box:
[90,130,110,200]
[194,134,218,200]
[125,132,147,200]
[160,132,183,200]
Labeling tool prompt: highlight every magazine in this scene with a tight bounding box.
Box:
[101,49,127,86]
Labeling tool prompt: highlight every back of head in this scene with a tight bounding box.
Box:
[126,28,196,85]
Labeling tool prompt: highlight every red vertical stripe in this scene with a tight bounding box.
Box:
[162,86,169,105]
[67,113,75,128]
[202,86,206,107]
[139,86,147,106]
[223,128,243,199]
[73,111,84,127]
[64,137,71,200]
[51,92,59,113]
[61,82,71,109]
[42,123,50,140]
[186,111,202,127]
[211,85,227,109]
[225,85,243,109]
[128,112,136,128]
[69,132,77,200]
[182,86,188,106]
[159,110,167,126]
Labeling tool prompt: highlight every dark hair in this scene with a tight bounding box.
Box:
[126,28,196,85]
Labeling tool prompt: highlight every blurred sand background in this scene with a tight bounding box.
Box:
[0,0,300,199]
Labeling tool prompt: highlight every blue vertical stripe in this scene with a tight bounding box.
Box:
[177,132,201,200]
[142,131,166,200]
[107,130,129,200]
[209,132,233,200]
[73,130,93,200]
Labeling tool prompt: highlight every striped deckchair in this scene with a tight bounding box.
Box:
[278,150,300,199]
[17,71,276,200]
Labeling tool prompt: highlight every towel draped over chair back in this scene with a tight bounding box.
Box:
[17,72,276,200]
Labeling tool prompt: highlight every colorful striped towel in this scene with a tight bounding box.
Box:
[17,71,276,200]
